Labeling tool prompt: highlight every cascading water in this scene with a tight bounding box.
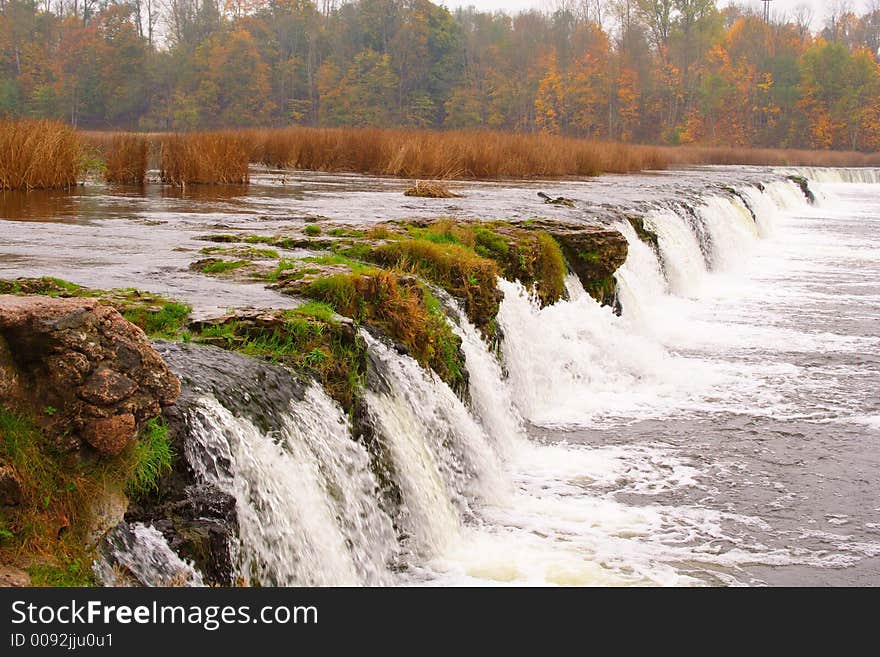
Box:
[96,170,880,586]
[184,388,397,586]
[360,330,508,558]
[95,523,205,587]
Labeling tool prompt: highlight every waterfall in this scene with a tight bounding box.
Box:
[95,523,205,587]
[779,167,880,184]
[98,170,876,587]
[184,385,397,586]
[443,292,526,458]
[361,331,509,557]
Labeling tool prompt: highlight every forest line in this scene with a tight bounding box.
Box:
[2,0,880,152]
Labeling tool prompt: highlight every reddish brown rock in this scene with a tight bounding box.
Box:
[80,414,136,456]
[0,295,180,456]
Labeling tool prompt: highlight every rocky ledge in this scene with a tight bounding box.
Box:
[0,295,180,456]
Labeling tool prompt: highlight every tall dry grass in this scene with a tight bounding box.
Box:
[661,145,880,168]
[104,133,149,184]
[160,131,250,185]
[0,119,81,190]
[247,127,668,179]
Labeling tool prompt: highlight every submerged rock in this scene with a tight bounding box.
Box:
[538,191,576,207]
[0,295,180,455]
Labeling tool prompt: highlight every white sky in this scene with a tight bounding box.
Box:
[437,1,868,28]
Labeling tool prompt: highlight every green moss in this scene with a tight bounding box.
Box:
[534,232,566,304]
[301,270,465,392]
[197,234,239,243]
[194,315,367,409]
[578,249,602,264]
[583,275,617,306]
[200,245,279,259]
[0,276,83,296]
[244,234,276,245]
[473,226,509,260]
[626,216,660,251]
[304,225,322,236]
[27,557,95,587]
[328,227,366,238]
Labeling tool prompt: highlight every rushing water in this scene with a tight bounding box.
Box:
[4,167,879,586]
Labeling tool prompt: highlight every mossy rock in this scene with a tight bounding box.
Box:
[0,277,192,339]
[626,215,660,252]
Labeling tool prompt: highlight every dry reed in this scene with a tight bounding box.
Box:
[661,145,880,168]
[247,127,668,179]
[104,133,149,184]
[45,127,880,189]
[0,119,81,190]
[160,131,250,185]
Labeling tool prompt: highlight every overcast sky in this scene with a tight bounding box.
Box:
[436,1,869,28]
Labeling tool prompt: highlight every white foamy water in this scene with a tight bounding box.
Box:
[94,523,204,587]
[185,384,397,586]
[459,173,880,585]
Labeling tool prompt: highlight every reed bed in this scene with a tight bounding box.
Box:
[160,131,250,185]
[0,119,81,190]
[247,127,668,179]
[104,133,149,184]
[662,145,880,168]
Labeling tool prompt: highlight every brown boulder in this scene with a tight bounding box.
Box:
[0,295,180,456]
[81,414,136,456]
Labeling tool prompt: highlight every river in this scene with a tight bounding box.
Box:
[1,167,877,586]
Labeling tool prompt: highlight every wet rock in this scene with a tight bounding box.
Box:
[787,175,816,204]
[627,215,660,252]
[538,191,576,207]
[0,564,30,587]
[515,219,628,307]
[0,295,180,455]
[126,483,237,586]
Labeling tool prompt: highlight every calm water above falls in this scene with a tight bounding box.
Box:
[2,168,878,586]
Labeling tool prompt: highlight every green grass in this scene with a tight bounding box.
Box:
[0,407,176,586]
[27,557,94,587]
[292,300,338,322]
[122,301,192,339]
[200,245,279,259]
[194,315,367,409]
[125,418,174,499]
[328,227,365,238]
[199,259,250,274]
[301,269,465,391]
[0,276,83,296]
[369,238,500,331]
[304,225,322,236]
[302,254,377,275]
